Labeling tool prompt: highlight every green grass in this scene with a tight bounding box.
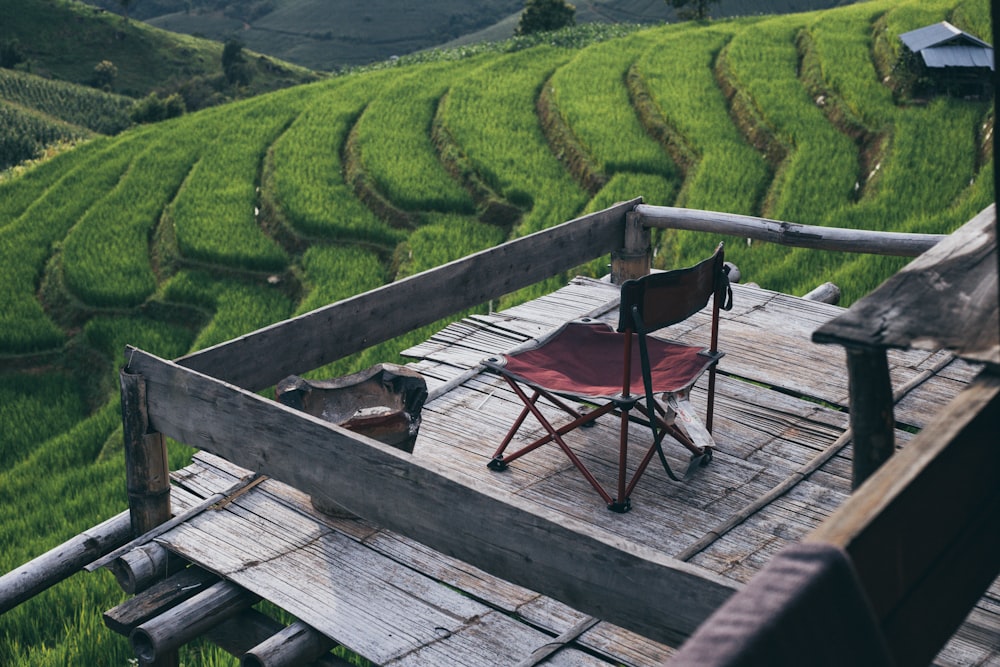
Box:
[353,61,478,215]
[439,46,588,234]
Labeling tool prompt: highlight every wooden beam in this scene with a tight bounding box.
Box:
[174,200,639,392]
[125,347,737,646]
[808,371,1000,665]
[121,370,171,536]
[813,204,998,366]
[636,205,944,256]
[845,347,896,489]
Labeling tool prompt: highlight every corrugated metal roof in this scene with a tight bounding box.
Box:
[899,21,993,71]
[921,45,995,71]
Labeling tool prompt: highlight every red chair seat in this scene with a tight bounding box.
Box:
[499,321,714,398]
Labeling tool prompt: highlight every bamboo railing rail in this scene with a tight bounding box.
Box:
[635,205,944,256]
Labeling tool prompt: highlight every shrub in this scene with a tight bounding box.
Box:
[516,0,576,36]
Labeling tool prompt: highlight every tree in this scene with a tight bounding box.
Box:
[92,60,118,91]
[515,0,576,36]
[222,38,252,86]
[666,0,718,21]
[0,39,26,69]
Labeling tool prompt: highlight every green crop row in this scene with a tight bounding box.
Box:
[0,371,87,472]
[0,138,139,354]
[168,96,303,271]
[159,270,294,352]
[724,15,860,226]
[394,213,506,279]
[801,2,896,130]
[631,26,769,273]
[353,61,478,215]
[0,145,76,228]
[267,72,405,246]
[60,123,207,308]
[438,46,588,234]
[547,31,678,181]
[295,244,387,316]
[0,101,91,171]
[0,68,133,136]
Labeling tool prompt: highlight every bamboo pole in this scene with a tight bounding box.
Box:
[242,621,337,667]
[636,205,943,256]
[0,510,131,614]
[610,210,651,284]
[802,282,841,304]
[130,581,260,664]
[121,369,175,666]
[108,543,187,594]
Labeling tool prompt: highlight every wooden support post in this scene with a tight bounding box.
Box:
[121,369,174,666]
[610,210,651,284]
[242,620,337,667]
[845,347,895,489]
[121,369,172,536]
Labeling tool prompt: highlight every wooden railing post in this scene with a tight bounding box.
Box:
[844,346,895,489]
[121,369,172,535]
[120,368,176,667]
[611,210,651,284]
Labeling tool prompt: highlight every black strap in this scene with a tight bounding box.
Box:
[632,305,681,482]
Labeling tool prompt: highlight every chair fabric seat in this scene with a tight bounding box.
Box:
[497,321,713,399]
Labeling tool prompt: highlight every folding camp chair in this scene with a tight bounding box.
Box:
[483,244,733,512]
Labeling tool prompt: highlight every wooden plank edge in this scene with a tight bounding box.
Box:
[807,371,1000,662]
[172,199,639,392]
[126,346,737,646]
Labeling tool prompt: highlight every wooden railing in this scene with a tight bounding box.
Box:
[1,201,996,666]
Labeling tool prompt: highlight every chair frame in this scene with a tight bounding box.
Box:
[484,244,732,512]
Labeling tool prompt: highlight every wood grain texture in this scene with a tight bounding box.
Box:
[814,204,998,367]
[172,200,639,392]
[126,345,736,647]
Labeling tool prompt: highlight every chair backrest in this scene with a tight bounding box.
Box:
[617,243,731,336]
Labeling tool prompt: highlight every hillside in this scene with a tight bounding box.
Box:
[0,0,994,664]
[85,0,866,70]
[0,0,320,98]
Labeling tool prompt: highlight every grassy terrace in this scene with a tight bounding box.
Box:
[0,0,994,663]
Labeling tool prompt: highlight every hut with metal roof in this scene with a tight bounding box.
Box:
[898,21,994,97]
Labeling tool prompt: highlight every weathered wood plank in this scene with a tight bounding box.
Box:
[103,566,218,635]
[808,372,1000,666]
[813,204,999,367]
[126,346,737,646]
[173,201,638,392]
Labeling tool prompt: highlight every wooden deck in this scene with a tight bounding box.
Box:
[126,278,998,666]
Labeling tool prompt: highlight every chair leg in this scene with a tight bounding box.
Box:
[487,378,617,505]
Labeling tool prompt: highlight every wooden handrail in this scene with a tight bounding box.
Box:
[173,199,640,393]
[636,205,944,256]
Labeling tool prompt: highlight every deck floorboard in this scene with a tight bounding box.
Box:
[129,279,994,666]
